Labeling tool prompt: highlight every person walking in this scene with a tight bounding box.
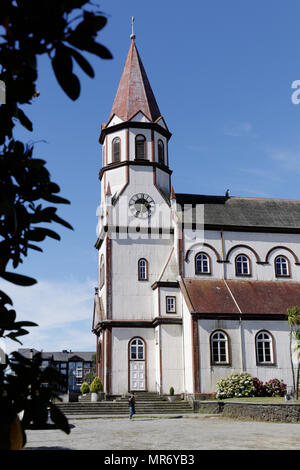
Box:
[128,392,136,420]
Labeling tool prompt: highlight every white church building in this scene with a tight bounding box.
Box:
[92,35,300,398]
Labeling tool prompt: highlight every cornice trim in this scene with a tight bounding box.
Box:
[99,160,172,180]
[151,281,180,290]
[93,317,182,331]
[99,121,172,144]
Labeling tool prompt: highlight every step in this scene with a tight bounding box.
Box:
[57,403,192,408]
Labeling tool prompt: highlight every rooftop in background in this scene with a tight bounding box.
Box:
[175,194,300,231]
[18,348,95,362]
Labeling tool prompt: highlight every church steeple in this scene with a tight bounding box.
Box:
[108,38,161,123]
[98,30,172,205]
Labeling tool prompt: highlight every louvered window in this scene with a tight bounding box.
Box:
[135,135,146,159]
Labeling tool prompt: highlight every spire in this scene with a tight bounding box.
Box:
[106,181,111,196]
[108,37,161,123]
[170,186,176,200]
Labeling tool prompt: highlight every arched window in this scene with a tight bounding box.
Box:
[138,258,148,281]
[130,338,145,360]
[210,331,229,365]
[135,134,146,160]
[195,253,210,274]
[158,139,164,164]
[235,254,250,276]
[275,256,289,277]
[112,137,121,162]
[275,256,290,277]
[99,255,105,289]
[256,331,274,364]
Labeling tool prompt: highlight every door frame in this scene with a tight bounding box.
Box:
[128,336,147,392]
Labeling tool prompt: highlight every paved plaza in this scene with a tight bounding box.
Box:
[24,414,300,450]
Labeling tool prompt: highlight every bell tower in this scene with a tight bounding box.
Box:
[93,26,179,396]
[98,30,172,213]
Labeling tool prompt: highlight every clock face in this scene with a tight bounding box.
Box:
[129,193,155,218]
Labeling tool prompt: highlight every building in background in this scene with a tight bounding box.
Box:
[18,348,95,394]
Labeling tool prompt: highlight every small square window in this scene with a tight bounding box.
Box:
[166,296,176,313]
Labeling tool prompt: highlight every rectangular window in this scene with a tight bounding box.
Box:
[131,346,137,360]
[166,296,176,313]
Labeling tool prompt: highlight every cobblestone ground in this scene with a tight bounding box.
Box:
[24,414,300,450]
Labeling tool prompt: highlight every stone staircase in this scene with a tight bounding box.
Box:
[55,392,193,416]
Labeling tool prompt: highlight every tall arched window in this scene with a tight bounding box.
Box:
[256,331,274,364]
[135,135,146,160]
[235,254,250,276]
[275,256,289,277]
[138,258,148,281]
[195,253,210,274]
[158,139,164,164]
[130,338,145,360]
[112,137,121,162]
[99,255,105,289]
[210,331,229,365]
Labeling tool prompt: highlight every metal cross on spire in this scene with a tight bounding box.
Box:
[130,16,136,40]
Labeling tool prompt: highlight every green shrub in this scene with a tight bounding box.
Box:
[90,377,103,393]
[80,382,90,395]
[169,386,174,396]
[216,372,256,399]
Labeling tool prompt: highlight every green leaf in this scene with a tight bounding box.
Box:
[0,272,37,286]
[49,403,70,434]
[68,48,94,78]
[27,243,43,253]
[0,290,13,306]
[51,214,73,230]
[28,228,61,241]
[52,45,81,100]
[5,333,24,345]
[10,351,33,365]
[42,194,71,204]
[15,108,33,132]
[82,40,113,59]
[13,321,38,328]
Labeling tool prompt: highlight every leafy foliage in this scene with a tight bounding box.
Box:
[90,376,102,393]
[0,0,112,448]
[0,351,70,440]
[286,306,300,397]
[83,352,96,384]
[80,382,90,395]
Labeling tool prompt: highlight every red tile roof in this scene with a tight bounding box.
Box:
[108,39,161,123]
[181,279,300,315]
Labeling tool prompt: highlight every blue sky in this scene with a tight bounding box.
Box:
[3,0,300,354]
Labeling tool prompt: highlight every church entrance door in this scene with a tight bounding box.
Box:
[129,338,146,391]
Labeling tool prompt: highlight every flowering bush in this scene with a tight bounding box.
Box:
[216,374,287,399]
[216,372,256,399]
[252,377,265,397]
[264,379,287,397]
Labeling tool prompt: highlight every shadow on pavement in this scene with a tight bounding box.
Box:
[24,446,72,450]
